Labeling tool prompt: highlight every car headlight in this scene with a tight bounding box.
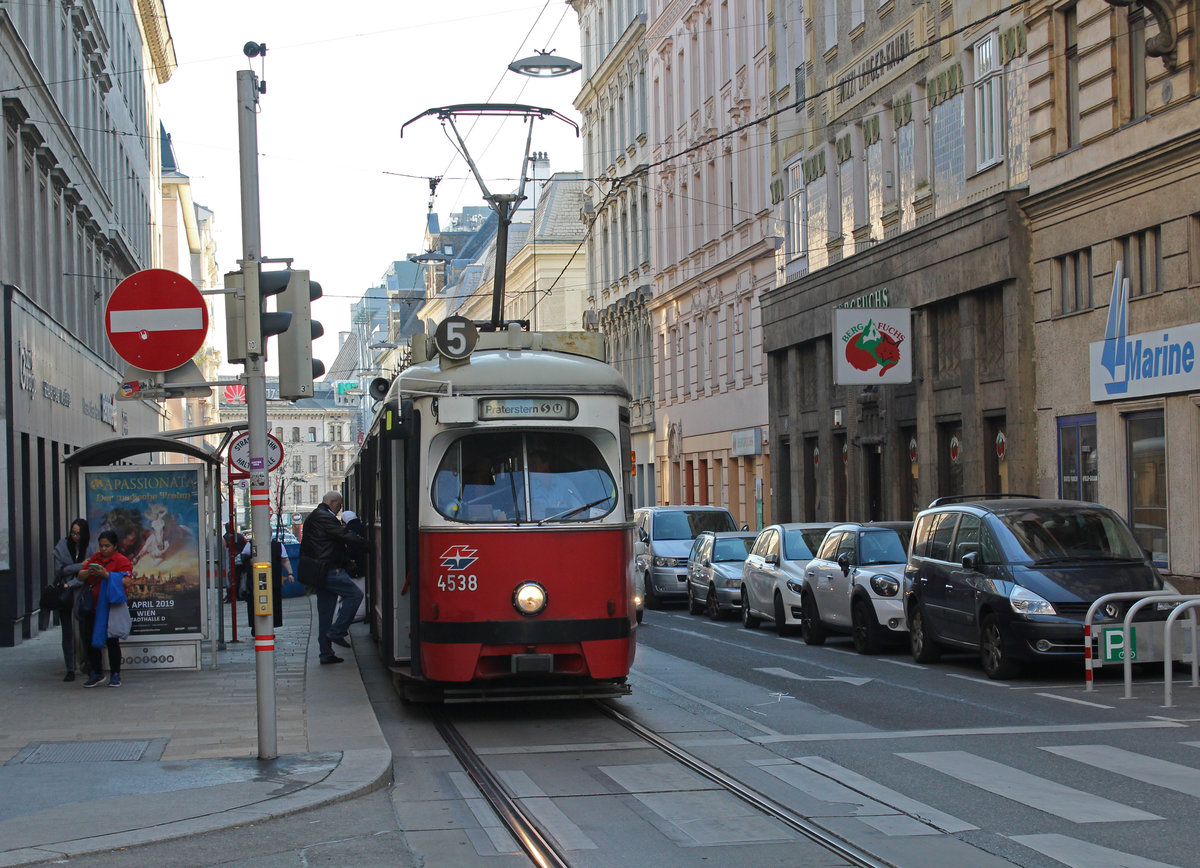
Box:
[1009,585,1056,616]
[513,581,548,617]
[723,575,741,589]
[869,574,900,597]
[654,556,680,567]
[786,580,804,595]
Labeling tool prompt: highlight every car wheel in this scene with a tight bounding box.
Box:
[909,604,941,663]
[774,591,795,637]
[706,586,723,621]
[687,583,704,615]
[643,575,659,610]
[800,591,826,645]
[741,586,761,629]
[851,598,883,655]
[980,614,1020,680]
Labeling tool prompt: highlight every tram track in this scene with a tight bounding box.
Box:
[431,703,894,868]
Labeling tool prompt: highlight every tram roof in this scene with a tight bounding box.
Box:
[397,347,629,399]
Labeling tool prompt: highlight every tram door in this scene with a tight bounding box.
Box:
[383,400,420,671]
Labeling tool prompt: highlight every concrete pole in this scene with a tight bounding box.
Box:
[237,68,277,760]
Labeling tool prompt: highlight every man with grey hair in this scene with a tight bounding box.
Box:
[300,491,367,664]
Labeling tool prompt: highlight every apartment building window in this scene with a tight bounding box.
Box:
[786,162,806,258]
[976,287,1004,377]
[292,456,301,473]
[293,484,301,504]
[1058,247,1093,313]
[1058,414,1097,502]
[309,455,317,473]
[851,0,864,30]
[310,485,319,503]
[825,1,838,52]
[973,32,1003,169]
[1064,6,1080,149]
[307,426,317,442]
[291,426,300,443]
[1127,5,1147,120]
[1120,227,1161,296]
[931,301,960,379]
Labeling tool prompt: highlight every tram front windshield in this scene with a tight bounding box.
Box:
[433,432,618,523]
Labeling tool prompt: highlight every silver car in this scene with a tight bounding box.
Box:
[741,523,836,635]
[802,522,912,653]
[686,531,756,619]
[634,506,738,611]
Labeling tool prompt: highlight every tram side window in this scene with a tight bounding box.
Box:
[433,432,618,523]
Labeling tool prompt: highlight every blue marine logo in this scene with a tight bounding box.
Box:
[1099,261,1129,395]
[439,545,479,571]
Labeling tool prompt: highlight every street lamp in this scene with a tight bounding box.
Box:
[508,50,582,78]
[409,250,454,294]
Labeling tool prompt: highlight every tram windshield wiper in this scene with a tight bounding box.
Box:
[537,496,612,526]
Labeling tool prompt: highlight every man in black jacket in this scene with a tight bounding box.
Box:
[301,491,366,664]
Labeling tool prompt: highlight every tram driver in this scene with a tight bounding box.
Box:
[528,449,581,519]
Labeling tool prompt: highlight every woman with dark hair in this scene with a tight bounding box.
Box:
[77,529,133,688]
[52,518,92,681]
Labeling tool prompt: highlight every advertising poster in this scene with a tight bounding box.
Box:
[83,466,204,636]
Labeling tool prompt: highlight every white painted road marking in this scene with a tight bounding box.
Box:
[898,750,1161,823]
[1012,833,1181,868]
[1042,744,1200,797]
[755,666,873,686]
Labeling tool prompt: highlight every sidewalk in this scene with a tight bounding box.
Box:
[0,594,393,867]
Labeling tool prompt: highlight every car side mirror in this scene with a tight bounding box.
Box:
[765,553,780,566]
[961,551,981,571]
[742,524,749,531]
[837,553,852,576]
[638,528,648,543]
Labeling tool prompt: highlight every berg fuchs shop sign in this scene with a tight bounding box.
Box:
[833,307,913,385]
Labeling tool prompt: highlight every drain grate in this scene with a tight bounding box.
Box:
[21,740,151,764]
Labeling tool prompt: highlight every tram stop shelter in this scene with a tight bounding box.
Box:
[64,433,228,671]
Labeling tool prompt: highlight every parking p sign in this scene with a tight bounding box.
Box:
[1102,627,1137,663]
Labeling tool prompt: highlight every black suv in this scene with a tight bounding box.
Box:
[904,497,1172,679]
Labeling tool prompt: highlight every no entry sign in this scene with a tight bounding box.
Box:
[105,269,208,371]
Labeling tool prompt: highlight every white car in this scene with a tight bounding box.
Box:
[741,523,835,635]
[801,522,912,654]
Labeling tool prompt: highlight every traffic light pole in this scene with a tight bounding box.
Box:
[237,67,277,761]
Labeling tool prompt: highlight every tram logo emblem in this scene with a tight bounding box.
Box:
[439,545,479,570]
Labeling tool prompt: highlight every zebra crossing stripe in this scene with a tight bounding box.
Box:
[1041,745,1200,798]
[898,750,1161,823]
[1011,833,1181,868]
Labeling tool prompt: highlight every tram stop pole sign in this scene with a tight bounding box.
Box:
[105,269,209,372]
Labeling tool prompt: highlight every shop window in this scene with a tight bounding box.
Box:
[1058,414,1097,502]
[1126,411,1167,567]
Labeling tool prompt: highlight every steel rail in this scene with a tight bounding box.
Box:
[595,702,894,868]
[432,710,569,868]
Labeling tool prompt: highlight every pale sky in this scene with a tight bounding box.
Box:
[158,0,586,375]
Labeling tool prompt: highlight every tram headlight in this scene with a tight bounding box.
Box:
[513,581,548,617]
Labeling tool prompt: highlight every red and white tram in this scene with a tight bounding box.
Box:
[347,319,636,701]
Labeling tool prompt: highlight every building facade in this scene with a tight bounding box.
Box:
[0,0,174,644]
[762,0,1034,523]
[644,0,775,529]
[571,0,658,507]
[1023,0,1200,579]
[217,382,357,535]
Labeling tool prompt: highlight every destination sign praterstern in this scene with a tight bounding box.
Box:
[478,397,579,420]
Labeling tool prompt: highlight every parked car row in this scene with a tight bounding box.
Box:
[651,496,1177,680]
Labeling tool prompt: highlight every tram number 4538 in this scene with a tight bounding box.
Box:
[438,574,478,592]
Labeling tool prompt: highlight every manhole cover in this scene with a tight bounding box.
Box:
[21,740,151,764]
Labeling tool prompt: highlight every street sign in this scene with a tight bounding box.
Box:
[105,269,209,372]
[229,431,284,473]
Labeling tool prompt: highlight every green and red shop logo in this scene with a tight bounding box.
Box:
[844,318,904,376]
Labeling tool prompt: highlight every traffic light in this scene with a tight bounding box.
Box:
[224,270,246,364]
[276,269,325,400]
[258,269,294,344]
